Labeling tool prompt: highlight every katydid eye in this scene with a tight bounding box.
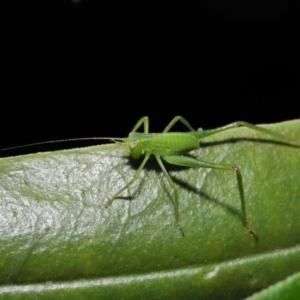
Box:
[130,141,137,148]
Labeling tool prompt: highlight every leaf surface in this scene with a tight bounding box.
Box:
[0,120,299,299]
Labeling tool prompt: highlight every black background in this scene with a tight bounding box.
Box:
[2,1,299,156]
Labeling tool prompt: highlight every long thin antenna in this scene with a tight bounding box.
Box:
[0,137,124,152]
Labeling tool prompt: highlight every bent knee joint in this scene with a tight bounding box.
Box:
[232,165,239,171]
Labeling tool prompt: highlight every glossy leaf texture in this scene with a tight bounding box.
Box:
[0,120,299,299]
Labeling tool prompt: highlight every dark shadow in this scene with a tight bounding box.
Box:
[172,176,242,219]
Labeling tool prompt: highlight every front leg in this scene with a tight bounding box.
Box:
[131,116,149,133]
[105,153,151,207]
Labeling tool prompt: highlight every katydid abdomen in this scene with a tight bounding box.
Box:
[133,132,199,157]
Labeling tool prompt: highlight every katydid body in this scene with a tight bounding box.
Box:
[106,116,299,240]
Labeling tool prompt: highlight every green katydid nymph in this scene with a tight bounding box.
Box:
[99,116,299,240]
[2,116,299,240]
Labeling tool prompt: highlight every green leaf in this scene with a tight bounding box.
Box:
[0,120,299,299]
[246,271,300,300]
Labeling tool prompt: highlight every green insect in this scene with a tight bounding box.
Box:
[101,116,299,240]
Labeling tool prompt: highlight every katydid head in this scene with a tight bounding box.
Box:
[124,132,145,159]
[128,140,143,159]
